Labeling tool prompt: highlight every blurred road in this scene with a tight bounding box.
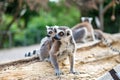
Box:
[0,44,40,64]
[0,41,99,64]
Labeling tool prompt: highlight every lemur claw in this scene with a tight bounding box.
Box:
[70,71,80,75]
[55,71,64,76]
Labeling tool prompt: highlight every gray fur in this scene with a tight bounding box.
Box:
[38,37,54,61]
[49,27,77,76]
[72,27,87,43]
[24,26,56,61]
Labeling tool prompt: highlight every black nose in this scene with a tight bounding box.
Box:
[49,31,53,34]
[54,35,60,40]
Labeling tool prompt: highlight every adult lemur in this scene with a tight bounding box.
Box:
[25,26,77,76]
[72,17,96,43]
[49,26,76,76]
[72,27,87,43]
[25,17,95,58]
[25,25,86,59]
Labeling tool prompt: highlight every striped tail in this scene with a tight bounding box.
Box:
[25,50,37,57]
[97,65,120,80]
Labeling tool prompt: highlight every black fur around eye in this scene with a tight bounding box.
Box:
[49,31,53,34]
[59,32,64,36]
[67,31,70,36]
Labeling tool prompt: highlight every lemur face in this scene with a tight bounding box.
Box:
[46,25,58,37]
[54,27,72,41]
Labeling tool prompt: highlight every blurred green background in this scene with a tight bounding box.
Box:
[0,0,120,48]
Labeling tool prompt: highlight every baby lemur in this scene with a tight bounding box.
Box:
[49,26,76,76]
[25,26,57,61]
[38,26,57,61]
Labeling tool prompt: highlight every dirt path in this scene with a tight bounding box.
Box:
[0,41,120,80]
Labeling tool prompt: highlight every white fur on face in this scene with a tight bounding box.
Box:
[89,18,93,23]
[56,29,63,34]
[46,26,55,37]
[46,25,61,38]
[55,28,72,41]
[66,29,73,36]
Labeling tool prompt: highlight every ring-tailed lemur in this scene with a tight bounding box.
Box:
[94,29,120,54]
[38,25,59,61]
[72,27,87,43]
[72,17,96,43]
[81,17,93,24]
[25,25,58,61]
[24,25,87,58]
[49,26,77,76]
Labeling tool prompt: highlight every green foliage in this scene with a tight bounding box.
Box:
[28,3,80,29]
[104,3,120,33]
[0,14,12,30]
[48,2,80,27]
[1,0,120,48]
[3,2,80,47]
[86,1,120,33]
[56,7,80,27]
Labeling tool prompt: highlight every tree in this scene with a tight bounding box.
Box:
[64,0,120,31]
[0,0,49,48]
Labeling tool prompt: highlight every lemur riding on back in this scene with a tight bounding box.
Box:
[25,26,57,61]
[72,17,96,43]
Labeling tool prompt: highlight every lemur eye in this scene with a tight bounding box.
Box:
[59,32,64,36]
[49,31,53,34]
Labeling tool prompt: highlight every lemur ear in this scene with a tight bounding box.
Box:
[81,17,85,22]
[89,17,93,21]
[89,17,93,23]
[46,25,50,29]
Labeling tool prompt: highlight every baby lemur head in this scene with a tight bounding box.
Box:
[54,26,73,41]
[46,25,58,38]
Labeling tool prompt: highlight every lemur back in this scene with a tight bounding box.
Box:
[72,27,87,43]
[72,18,96,42]
[38,37,53,61]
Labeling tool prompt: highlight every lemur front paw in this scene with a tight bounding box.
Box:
[70,70,80,75]
[55,70,64,76]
